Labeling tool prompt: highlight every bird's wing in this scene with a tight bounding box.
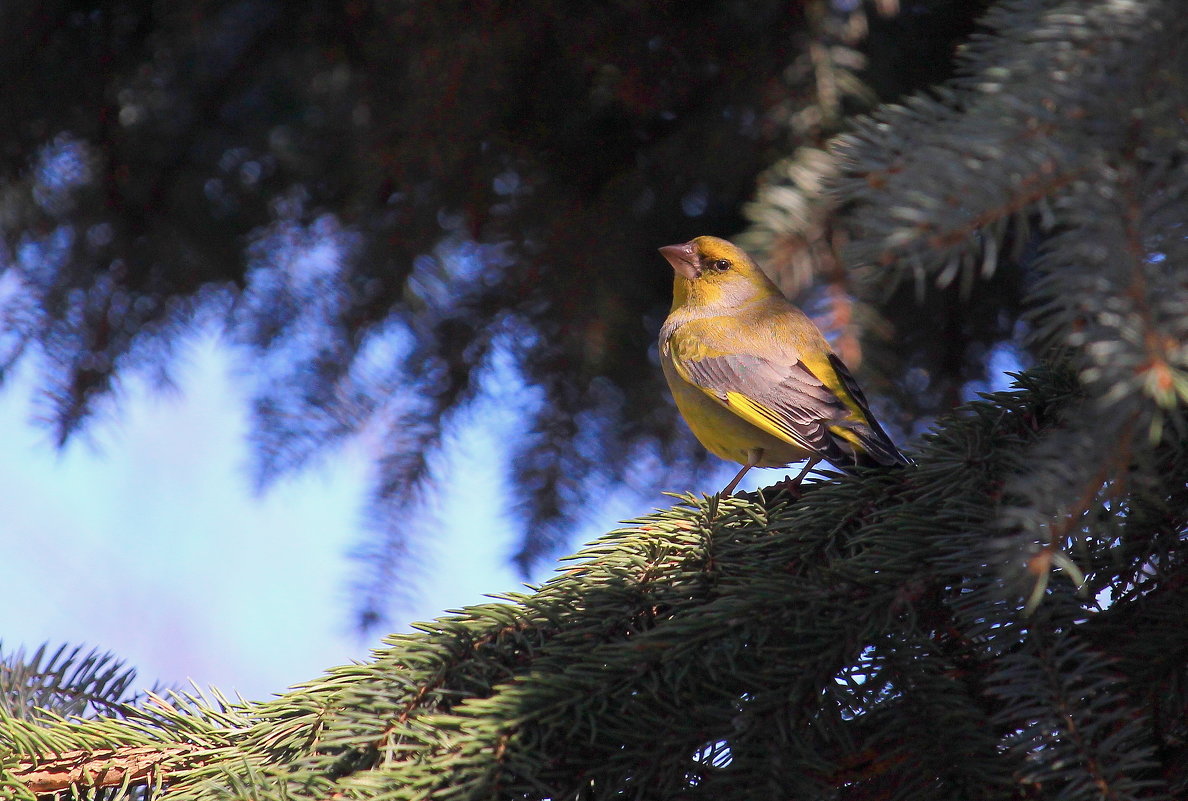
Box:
[666,327,855,464]
[666,320,906,468]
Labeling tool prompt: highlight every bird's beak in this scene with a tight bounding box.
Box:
[659,242,700,280]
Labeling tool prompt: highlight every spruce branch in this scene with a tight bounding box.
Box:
[990,632,1165,800]
[2,364,1184,799]
[8,745,196,795]
[833,0,1186,292]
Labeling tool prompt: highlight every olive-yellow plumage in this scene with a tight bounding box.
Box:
[659,236,908,494]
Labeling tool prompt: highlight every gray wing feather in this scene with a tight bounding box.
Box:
[679,353,856,466]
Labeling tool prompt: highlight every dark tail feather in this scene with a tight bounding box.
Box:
[839,428,913,474]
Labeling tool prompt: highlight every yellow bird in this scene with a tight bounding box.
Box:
[658,235,909,495]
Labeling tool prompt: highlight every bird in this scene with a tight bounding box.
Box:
[658,235,910,496]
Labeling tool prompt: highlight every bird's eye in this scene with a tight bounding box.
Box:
[713,259,730,271]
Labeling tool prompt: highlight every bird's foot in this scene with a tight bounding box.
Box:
[766,474,806,499]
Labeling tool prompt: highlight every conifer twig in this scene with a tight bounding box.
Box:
[10,745,195,793]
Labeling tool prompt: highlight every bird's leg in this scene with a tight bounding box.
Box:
[721,448,763,496]
[789,457,821,487]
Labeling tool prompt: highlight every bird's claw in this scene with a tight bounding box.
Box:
[767,473,806,499]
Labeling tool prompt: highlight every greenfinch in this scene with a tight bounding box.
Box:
[659,235,909,495]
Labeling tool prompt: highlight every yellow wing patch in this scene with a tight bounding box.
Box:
[827,423,865,448]
[722,391,812,451]
[727,388,867,452]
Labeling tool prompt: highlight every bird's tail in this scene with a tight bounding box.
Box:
[836,423,913,473]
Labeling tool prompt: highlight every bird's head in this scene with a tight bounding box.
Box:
[659,236,778,310]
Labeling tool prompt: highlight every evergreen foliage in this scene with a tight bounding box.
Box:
[2,366,1186,799]
[0,645,156,800]
[0,644,147,723]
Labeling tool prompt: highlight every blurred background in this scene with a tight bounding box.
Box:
[0,0,1017,699]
